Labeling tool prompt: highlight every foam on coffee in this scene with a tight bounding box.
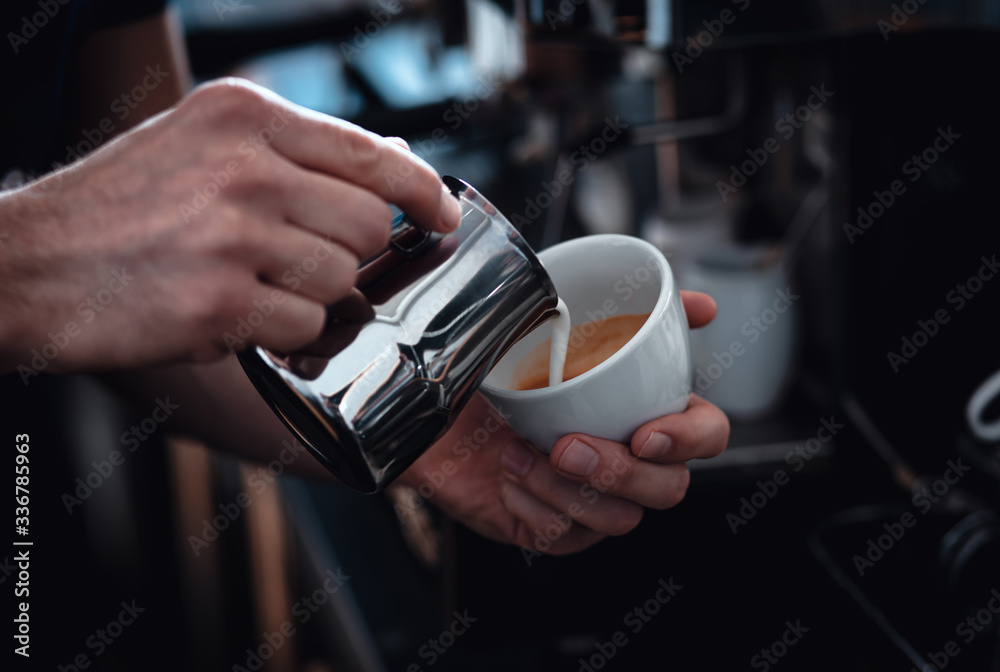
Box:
[512,312,651,391]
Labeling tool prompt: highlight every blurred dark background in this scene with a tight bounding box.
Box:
[10,1,1000,670]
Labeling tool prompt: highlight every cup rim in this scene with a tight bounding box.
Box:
[690,242,783,278]
[481,234,674,400]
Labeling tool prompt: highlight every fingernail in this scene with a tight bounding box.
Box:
[638,431,672,460]
[501,441,533,480]
[439,185,462,230]
[558,439,599,477]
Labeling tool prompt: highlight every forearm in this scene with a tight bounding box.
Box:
[103,357,338,481]
[2,8,188,371]
[0,182,66,375]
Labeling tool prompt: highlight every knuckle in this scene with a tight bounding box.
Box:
[387,136,410,151]
[691,418,729,461]
[231,154,272,190]
[201,214,248,255]
[384,154,437,202]
[208,279,253,322]
[187,79,266,123]
[183,277,250,342]
[317,247,359,304]
[602,453,636,495]
[298,303,327,343]
[357,197,394,253]
[406,165,440,201]
[189,77,262,111]
[656,468,691,510]
[332,246,360,285]
[338,127,382,176]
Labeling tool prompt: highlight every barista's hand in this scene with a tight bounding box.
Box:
[397,291,729,555]
[0,78,459,375]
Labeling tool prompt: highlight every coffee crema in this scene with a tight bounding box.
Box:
[511,313,651,391]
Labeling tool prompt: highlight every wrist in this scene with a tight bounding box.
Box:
[394,449,439,493]
[394,463,422,490]
[0,184,60,371]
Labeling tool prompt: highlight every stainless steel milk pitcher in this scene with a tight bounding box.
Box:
[238,177,558,493]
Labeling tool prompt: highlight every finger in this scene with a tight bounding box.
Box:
[326,288,375,323]
[386,136,410,151]
[630,395,730,464]
[265,98,461,232]
[500,440,643,536]
[281,169,395,261]
[284,291,373,371]
[293,290,375,358]
[254,224,359,306]
[285,353,331,380]
[680,290,717,328]
[548,435,692,510]
[499,481,608,555]
[243,284,326,354]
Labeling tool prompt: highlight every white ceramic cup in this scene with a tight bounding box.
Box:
[480,234,692,452]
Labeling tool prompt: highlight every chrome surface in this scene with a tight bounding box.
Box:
[239,177,558,493]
